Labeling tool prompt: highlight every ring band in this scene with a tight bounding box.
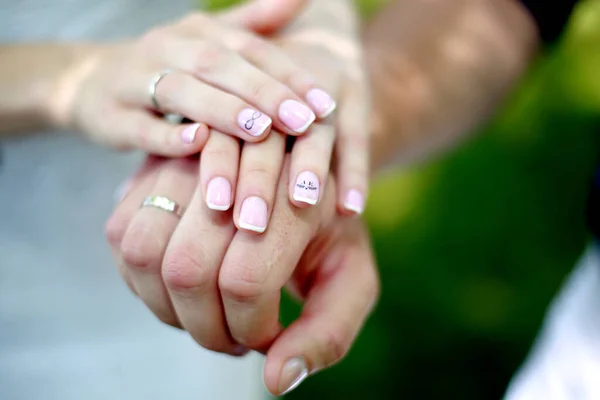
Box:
[149,69,173,112]
[141,195,185,218]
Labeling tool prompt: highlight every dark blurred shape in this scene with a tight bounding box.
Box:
[519,0,578,43]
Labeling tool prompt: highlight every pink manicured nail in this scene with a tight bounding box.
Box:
[278,100,316,133]
[206,177,232,211]
[306,88,336,118]
[238,108,272,137]
[239,196,268,233]
[181,123,200,144]
[344,189,365,214]
[293,171,320,205]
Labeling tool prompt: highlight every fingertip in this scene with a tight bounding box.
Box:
[306,88,337,119]
[179,122,210,154]
[338,189,366,216]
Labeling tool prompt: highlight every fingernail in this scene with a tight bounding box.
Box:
[306,88,336,118]
[206,177,232,211]
[279,100,316,133]
[181,123,200,144]
[278,357,309,396]
[238,108,272,137]
[239,196,268,233]
[344,189,365,214]
[293,171,320,205]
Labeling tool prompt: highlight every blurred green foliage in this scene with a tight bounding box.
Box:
[207,0,600,398]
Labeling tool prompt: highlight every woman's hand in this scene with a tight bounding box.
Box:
[195,1,371,236]
[106,152,379,396]
[47,0,336,156]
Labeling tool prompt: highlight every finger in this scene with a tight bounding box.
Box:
[106,157,163,298]
[218,0,309,35]
[100,108,210,156]
[336,77,370,216]
[154,36,318,135]
[161,154,242,355]
[120,157,197,327]
[200,131,240,212]
[219,158,337,349]
[228,32,337,119]
[288,123,335,207]
[234,131,285,234]
[263,222,380,396]
[123,69,280,140]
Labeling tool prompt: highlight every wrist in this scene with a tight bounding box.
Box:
[43,43,106,130]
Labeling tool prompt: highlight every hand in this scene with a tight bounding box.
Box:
[50,0,336,156]
[106,153,379,396]
[197,2,371,235]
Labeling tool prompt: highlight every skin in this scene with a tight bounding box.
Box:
[107,0,540,396]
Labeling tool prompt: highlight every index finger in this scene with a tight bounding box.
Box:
[218,157,337,350]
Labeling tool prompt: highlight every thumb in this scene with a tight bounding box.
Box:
[218,0,308,35]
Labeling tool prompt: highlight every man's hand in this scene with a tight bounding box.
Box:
[106,155,379,396]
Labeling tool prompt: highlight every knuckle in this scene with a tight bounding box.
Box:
[219,259,271,302]
[239,35,271,59]
[153,309,181,328]
[105,214,128,247]
[202,146,237,165]
[162,243,212,293]
[120,226,164,271]
[320,322,353,365]
[192,336,233,354]
[245,77,280,104]
[282,68,316,93]
[243,163,279,185]
[192,40,229,75]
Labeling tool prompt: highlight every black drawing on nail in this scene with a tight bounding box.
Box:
[296,180,318,191]
[245,111,263,130]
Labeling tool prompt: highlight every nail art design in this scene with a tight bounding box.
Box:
[238,108,272,137]
[244,111,263,130]
[293,171,319,205]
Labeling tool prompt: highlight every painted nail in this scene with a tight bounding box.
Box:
[279,357,309,396]
[293,171,320,205]
[344,189,365,214]
[278,100,316,133]
[306,88,336,118]
[206,177,232,211]
[238,108,272,137]
[239,196,268,233]
[181,123,200,144]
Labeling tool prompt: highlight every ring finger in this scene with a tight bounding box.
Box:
[119,157,197,327]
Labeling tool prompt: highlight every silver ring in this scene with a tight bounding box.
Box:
[148,69,173,112]
[141,195,185,218]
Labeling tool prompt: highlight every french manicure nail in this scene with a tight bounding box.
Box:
[279,357,309,396]
[239,196,268,233]
[344,189,365,214]
[293,171,320,205]
[181,123,200,144]
[306,88,336,118]
[206,177,232,211]
[279,99,316,133]
[238,108,272,137]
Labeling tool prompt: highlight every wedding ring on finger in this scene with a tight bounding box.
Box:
[141,195,185,218]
